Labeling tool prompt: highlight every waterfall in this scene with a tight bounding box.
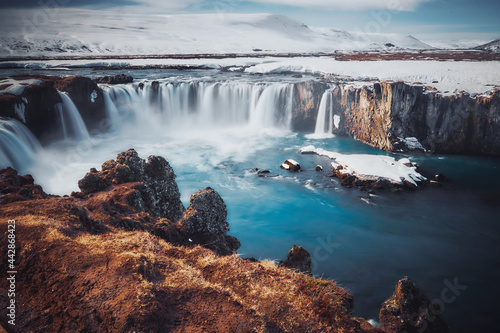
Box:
[0,117,42,172]
[102,89,121,132]
[102,80,295,132]
[306,89,335,139]
[56,92,91,141]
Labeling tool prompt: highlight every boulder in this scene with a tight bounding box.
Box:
[280,159,301,171]
[379,277,449,333]
[279,245,312,276]
[179,187,240,256]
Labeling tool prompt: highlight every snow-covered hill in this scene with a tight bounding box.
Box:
[474,38,500,52]
[0,9,432,57]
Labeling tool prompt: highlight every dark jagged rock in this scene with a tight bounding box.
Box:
[379,277,449,333]
[331,82,500,155]
[0,167,47,204]
[93,74,133,85]
[77,149,185,222]
[78,171,109,194]
[279,245,312,276]
[179,187,240,256]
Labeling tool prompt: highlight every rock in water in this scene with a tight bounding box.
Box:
[379,277,449,333]
[279,245,312,276]
[280,159,301,171]
[179,187,240,256]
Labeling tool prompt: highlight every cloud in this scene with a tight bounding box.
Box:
[123,0,200,12]
[248,0,431,11]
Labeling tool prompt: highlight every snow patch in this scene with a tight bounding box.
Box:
[0,79,42,96]
[14,103,26,123]
[90,90,98,103]
[334,115,340,129]
[303,146,426,187]
[398,137,426,151]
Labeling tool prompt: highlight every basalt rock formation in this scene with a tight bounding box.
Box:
[379,277,449,333]
[331,82,500,155]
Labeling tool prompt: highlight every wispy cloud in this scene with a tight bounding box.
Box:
[247,0,432,11]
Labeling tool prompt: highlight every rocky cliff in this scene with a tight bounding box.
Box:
[0,76,108,143]
[331,82,500,155]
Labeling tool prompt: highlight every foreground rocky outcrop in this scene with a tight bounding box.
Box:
[0,150,448,332]
[330,82,500,155]
[0,151,372,333]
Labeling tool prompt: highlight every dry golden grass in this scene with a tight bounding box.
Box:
[1,199,365,332]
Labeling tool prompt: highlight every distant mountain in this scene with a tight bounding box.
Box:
[474,38,500,52]
[0,9,432,57]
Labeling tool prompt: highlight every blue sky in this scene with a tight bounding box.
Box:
[1,0,499,41]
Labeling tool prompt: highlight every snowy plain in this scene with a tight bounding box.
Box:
[0,9,499,95]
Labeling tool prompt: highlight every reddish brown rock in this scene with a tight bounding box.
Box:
[279,245,312,276]
[379,277,449,333]
[332,82,500,155]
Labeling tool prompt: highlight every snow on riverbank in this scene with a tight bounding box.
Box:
[2,55,499,94]
[300,145,426,187]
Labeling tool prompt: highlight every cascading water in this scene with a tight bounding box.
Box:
[0,117,42,172]
[306,89,335,139]
[102,80,295,133]
[56,92,91,141]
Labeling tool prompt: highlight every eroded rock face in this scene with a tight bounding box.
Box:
[279,245,312,276]
[291,80,330,131]
[0,76,108,142]
[77,149,185,222]
[331,82,500,155]
[179,187,240,255]
[379,277,449,333]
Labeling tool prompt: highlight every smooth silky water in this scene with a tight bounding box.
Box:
[2,69,499,332]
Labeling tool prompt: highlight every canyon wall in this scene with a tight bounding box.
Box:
[1,76,499,155]
[330,82,500,155]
